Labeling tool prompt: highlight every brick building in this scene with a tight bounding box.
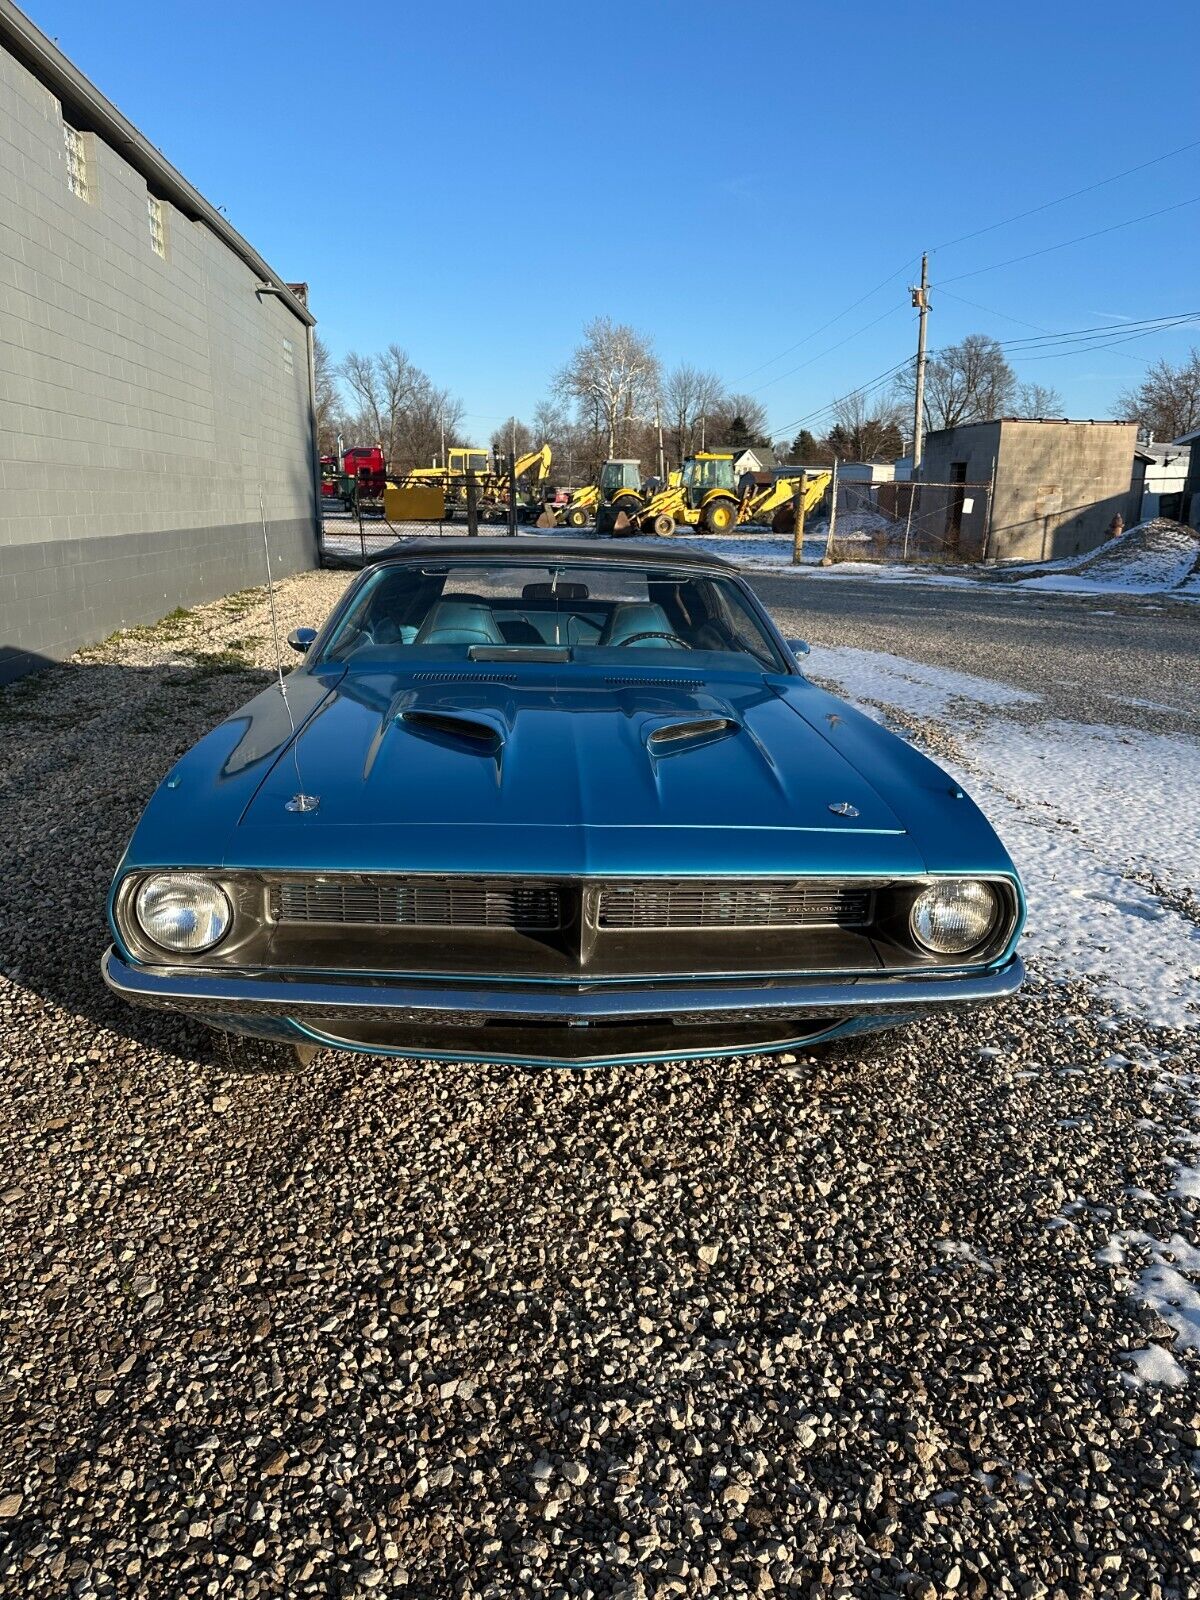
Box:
[0,1,319,681]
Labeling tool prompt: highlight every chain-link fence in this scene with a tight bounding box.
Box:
[320,472,546,567]
[819,477,994,565]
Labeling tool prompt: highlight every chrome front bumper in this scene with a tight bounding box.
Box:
[102,948,1025,1065]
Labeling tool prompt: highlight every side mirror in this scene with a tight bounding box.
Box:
[787,637,811,658]
[287,627,317,654]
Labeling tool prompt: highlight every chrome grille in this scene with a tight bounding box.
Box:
[272,878,563,930]
[598,880,872,930]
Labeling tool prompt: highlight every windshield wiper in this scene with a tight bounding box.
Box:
[468,645,573,663]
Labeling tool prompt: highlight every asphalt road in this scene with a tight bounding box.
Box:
[751,572,1200,736]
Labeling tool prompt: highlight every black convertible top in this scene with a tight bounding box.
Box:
[366,536,738,573]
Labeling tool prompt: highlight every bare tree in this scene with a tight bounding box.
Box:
[405,383,464,466]
[338,345,464,468]
[340,344,421,461]
[530,400,580,480]
[895,334,1017,432]
[663,365,726,463]
[313,335,342,455]
[705,391,771,450]
[490,416,535,460]
[554,317,661,457]
[1012,381,1064,418]
[823,389,906,461]
[1118,349,1200,441]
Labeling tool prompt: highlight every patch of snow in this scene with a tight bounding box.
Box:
[1120,1345,1188,1387]
[1101,1233,1200,1379]
[805,645,1039,719]
[808,647,1200,1030]
[1013,518,1200,597]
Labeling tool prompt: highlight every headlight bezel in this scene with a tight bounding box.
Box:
[131,872,234,955]
[907,877,1002,958]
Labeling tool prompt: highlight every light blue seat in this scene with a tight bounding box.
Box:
[415,602,505,647]
[598,601,682,648]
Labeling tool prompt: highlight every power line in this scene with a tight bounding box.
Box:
[931,136,1200,253]
[1014,317,1200,362]
[994,312,1200,349]
[933,288,1194,370]
[768,357,916,442]
[766,312,1200,441]
[746,303,909,395]
[733,258,917,383]
[939,194,1200,286]
[742,133,1200,400]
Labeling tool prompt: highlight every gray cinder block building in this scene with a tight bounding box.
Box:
[0,2,319,682]
[918,418,1140,563]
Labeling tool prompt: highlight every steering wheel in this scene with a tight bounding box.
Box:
[616,631,693,649]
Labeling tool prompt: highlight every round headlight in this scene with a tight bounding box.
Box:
[134,874,231,953]
[909,879,999,955]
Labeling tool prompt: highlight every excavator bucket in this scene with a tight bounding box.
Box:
[612,509,633,535]
[536,507,558,528]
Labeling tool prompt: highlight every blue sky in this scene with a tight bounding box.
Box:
[27,0,1200,443]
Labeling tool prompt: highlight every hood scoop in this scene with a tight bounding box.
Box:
[400,707,507,752]
[645,714,739,754]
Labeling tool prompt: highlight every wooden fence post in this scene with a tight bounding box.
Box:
[791,472,808,565]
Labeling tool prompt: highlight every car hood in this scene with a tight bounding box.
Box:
[221,666,931,878]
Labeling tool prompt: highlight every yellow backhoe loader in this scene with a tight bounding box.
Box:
[540,483,599,529]
[398,445,551,521]
[609,453,831,538]
[540,459,642,531]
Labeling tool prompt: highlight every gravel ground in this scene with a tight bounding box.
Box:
[2,571,1199,1600]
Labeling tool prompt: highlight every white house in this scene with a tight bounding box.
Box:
[1133,442,1190,521]
[731,446,777,476]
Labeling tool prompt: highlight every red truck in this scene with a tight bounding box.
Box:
[338,446,387,511]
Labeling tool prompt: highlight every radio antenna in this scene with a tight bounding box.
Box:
[260,494,288,698]
[259,495,319,814]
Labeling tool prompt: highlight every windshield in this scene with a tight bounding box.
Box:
[600,462,639,492]
[683,457,736,491]
[318,563,786,671]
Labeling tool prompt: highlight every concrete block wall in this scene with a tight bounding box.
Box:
[0,44,318,681]
[991,421,1139,562]
[920,420,1139,562]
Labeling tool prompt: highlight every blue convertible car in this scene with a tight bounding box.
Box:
[104,540,1024,1067]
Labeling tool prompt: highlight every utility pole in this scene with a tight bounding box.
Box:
[656,399,665,482]
[911,252,929,475]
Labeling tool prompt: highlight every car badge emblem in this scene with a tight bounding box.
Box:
[828,801,859,817]
[286,793,320,814]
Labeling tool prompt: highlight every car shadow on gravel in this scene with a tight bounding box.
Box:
[0,656,284,1073]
